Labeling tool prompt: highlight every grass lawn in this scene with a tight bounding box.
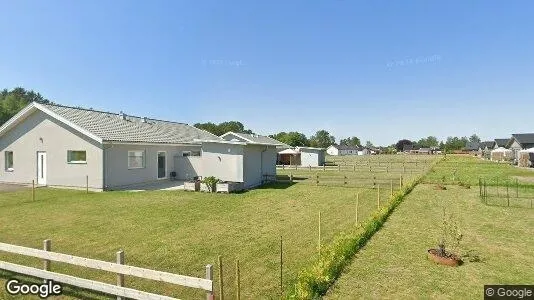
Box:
[0,181,394,299]
[325,156,534,299]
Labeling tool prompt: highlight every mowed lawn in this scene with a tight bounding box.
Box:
[326,156,534,299]
[0,182,388,299]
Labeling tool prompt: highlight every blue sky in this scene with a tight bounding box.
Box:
[1,0,533,145]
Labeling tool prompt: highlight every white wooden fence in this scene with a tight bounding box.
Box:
[0,240,214,300]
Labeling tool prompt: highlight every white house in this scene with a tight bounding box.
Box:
[0,102,279,190]
[326,145,365,156]
[277,146,325,167]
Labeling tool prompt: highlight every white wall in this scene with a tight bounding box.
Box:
[104,144,201,188]
[0,110,104,190]
[326,146,339,156]
[200,142,244,182]
[243,144,277,188]
[299,149,325,167]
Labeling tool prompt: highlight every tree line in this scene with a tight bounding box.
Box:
[0,87,483,151]
[0,87,52,125]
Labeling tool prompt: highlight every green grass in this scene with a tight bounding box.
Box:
[424,155,534,186]
[0,181,398,299]
[325,156,534,299]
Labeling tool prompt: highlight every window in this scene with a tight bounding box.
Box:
[5,151,13,171]
[128,150,145,169]
[67,150,87,164]
[183,151,201,157]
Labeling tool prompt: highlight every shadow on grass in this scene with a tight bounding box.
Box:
[0,270,107,300]
[256,182,296,190]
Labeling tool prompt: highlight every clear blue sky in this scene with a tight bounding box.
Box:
[1,0,533,145]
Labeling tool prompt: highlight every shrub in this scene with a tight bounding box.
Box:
[202,176,219,192]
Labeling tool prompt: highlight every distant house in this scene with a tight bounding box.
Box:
[0,102,280,191]
[402,144,414,153]
[507,133,534,161]
[494,138,510,149]
[326,145,361,156]
[479,141,496,159]
[464,142,480,154]
[417,148,431,155]
[277,147,325,167]
[220,132,289,149]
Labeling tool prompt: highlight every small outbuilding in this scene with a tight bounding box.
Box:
[277,147,325,167]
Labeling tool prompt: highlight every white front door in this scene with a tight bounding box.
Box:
[37,152,47,185]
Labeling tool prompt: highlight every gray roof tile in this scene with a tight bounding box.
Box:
[42,103,220,144]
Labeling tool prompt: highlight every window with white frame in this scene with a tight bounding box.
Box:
[128,150,145,169]
[5,151,13,171]
[67,150,87,164]
[183,150,201,157]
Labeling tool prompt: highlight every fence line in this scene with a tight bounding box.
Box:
[0,241,214,300]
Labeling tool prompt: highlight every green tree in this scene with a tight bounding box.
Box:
[0,87,52,125]
[395,139,413,152]
[417,136,439,148]
[339,136,361,147]
[309,130,335,148]
[193,121,254,136]
[444,136,469,151]
[469,134,481,143]
[365,140,374,148]
[270,132,309,147]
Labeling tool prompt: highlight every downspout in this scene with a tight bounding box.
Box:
[260,146,268,183]
[102,142,114,191]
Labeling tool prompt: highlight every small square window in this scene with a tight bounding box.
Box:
[5,151,13,171]
[128,150,145,169]
[67,150,87,164]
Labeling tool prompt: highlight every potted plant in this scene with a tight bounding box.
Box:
[216,181,244,193]
[428,208,463,266]
[184,177,201,191]
[200,176,219,193]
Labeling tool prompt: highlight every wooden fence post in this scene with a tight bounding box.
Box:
[236,260,241,300]
[282,164,285,170]
[400,175,404,188]
[32,180,35,201]
[117,250,125,300]
[377,185,380,209]
[323,164,325,171]
[344,175,347,185]
[479,178,482,197]
[318,212,322,256]
[316,174,319,186]
[338,165,341,172]
[390,180,393,196]
[309,165,312,171]
[218,256,224,300]
[373,176,376,188]
[355,193,359,225]
[86,175,89,194]
[353,165,355,172]
[289,173,293,183]
[206,264,214,300]
[507,182,510,207]
[43,239,51,283]
[280,236,283,298]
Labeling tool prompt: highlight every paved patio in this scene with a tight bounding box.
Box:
[114,180,185,192]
